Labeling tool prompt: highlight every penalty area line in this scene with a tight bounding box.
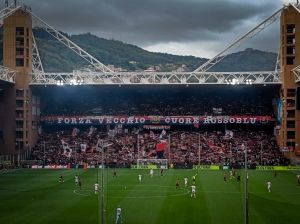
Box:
[73,185,190,198]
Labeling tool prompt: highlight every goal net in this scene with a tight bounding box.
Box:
[136,159,168,169]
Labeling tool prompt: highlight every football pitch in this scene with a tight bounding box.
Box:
[0,169,299,224]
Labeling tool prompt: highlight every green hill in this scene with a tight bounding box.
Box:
[0,28,277,72]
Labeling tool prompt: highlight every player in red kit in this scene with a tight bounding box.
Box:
[175,179,180,190]
[113,169,117,177]
[59,173,64,182]
[223,173,227,182]
[160,168,164,177]
[274,171,277,180]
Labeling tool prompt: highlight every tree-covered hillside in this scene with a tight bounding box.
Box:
[0,28,277,72]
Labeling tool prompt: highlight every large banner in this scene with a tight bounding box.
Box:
[31,164,68,169]
[143,125,171,130]
[256,166,300,171]
[276,98,283,124]
[282,146,293,152]
[42,115,271,126]
[193,165,220,170]
[131,165,158,169]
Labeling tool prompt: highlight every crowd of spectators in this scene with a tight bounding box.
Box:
[28,127,288,167]
[41,88,274,117]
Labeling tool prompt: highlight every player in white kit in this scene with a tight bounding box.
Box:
[116,205,123,223]
[184,177,188,188]
[230,170,233,179]
[266,181,272,192]
[94,182,99,195]
[190,184,196,198]
[75,175,78,185]
[150,169,154,178]
[138,173,142,182]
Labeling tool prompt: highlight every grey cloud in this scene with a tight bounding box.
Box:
[19,0,283,55]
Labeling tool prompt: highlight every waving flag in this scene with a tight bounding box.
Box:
[63,147,72,157]
[87,126,96,136]
[96,139,112,152]
[72,127,80,136]
[80,143,88,152]
[60,138,68,149]
[213,108,222,115]
[156,141,168,158]
[181,133,186,139]
[159,129,166,140]
[150,131,156,139]
[96,139,103,151]
[156,142,168,152]
[61,137,67,144]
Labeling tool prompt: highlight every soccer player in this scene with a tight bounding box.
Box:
[247,172,249,181]
[192,174,197,185]
[160,168,164,177]
[237,174,241,183]
[138,173,142,182]
[230,170,233,179]
[175,179,180,190]
[116,205,123,223]
[190,184,196,198]
[232,168,235,178]
[184,177,188,188]
[113,169,117,177]
[297,175,300,188]
[223,173,227,182]
[170,163,174,170]
[94,182,99,195]
[274,171,277,180]
[75,175,78,185]
[59,173,64,182]
[78,179,82,190]
[150,169,154,178]
[266,181,272,192]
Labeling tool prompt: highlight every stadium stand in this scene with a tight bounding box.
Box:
[27,127,289,168]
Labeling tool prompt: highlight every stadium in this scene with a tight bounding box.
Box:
[0,1,300,224]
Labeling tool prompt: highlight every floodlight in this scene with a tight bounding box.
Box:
[57,80,64,86]
[246,79,253,85]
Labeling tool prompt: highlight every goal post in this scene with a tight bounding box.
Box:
[133,159,168,169]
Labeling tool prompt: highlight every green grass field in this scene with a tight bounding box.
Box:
[0,168,299,224]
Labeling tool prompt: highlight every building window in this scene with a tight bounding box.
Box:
[286,24,295,33]
[287,121,295,128]
[16,89,24,97]
[16,27,24,36]
[286,46,295,54]
[287,88,296,97]
[286,56,295,65]
[16,48,24,56]
[16,58,24,67]
[16,37,24,46]
[286,35,295,44]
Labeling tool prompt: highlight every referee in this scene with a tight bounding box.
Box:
[192,174,197,185]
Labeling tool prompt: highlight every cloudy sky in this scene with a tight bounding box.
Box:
[14,0,293,58]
